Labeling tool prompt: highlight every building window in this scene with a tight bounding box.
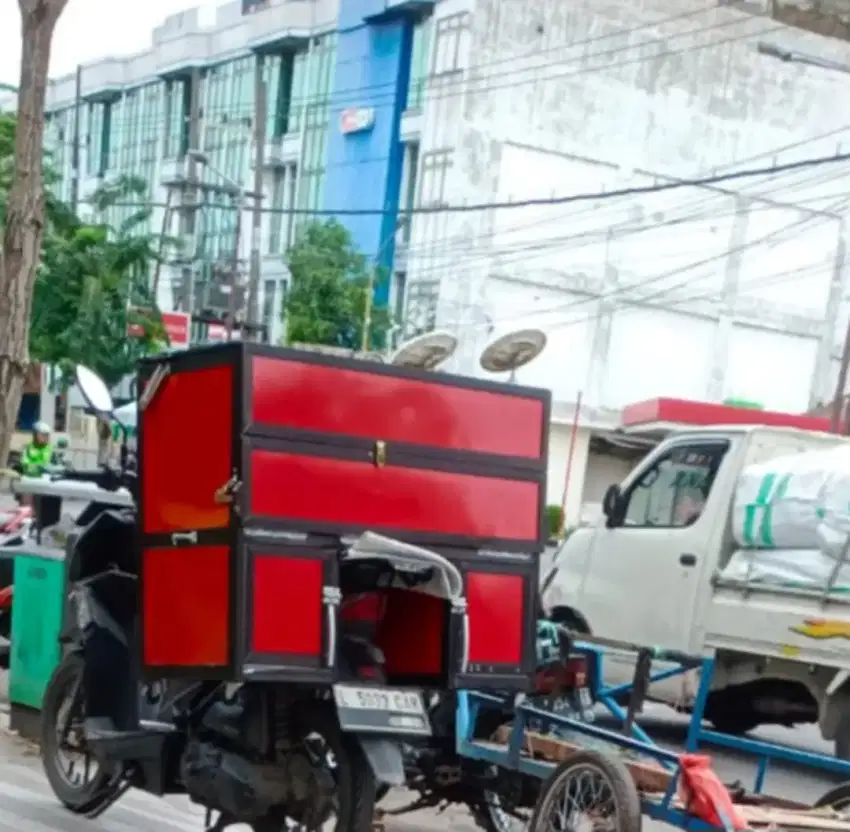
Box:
[397,141,419,244]
[163,78,191,159]
[268,162,298,254]
[86,101,101,176]
[418,148,452,207]
[264,51,295,138]
[289,34,336,135]
[432,13,470,77]
[408,18,432,110]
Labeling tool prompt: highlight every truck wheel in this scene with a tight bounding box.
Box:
[815,782,850,811]
[708,712,759,736]
[834,712,850,761]
[549,608,590,634]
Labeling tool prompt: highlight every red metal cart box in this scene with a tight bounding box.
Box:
[137,343,549,688]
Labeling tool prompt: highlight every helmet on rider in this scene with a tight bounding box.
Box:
[32,421,51,446]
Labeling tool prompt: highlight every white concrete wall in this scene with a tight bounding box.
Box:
[406,0,850,413]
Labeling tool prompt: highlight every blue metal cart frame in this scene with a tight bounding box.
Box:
[455,636,850,832]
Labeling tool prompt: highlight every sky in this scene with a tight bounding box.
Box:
[0,0,222,85]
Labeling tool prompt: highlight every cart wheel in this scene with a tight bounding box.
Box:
[528,750,641,832]
[815,783,850,813]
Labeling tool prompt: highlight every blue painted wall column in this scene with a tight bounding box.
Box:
[323,0,415,305]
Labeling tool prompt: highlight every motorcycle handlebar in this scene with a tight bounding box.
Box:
[56,468,107,483]
[53,467,133,492]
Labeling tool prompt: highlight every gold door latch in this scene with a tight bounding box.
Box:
[214,473,242,505]
[372,440,387,468]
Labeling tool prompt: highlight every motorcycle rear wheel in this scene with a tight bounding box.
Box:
[40,653,116,813]
[254,704,377,832]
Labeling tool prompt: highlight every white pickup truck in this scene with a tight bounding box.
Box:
[541,424,850,757]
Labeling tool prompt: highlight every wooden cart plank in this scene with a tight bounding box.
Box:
[737,806,850,831]
[492,727,672,792]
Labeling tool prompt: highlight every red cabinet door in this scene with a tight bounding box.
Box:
[241,543,338,683]
[244,443,542,550]
[249,355,546,463]
[452,556,538,692]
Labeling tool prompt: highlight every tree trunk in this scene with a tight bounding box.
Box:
[0,0,68,466]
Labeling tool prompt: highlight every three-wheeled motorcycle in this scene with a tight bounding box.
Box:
[39,344,551,832]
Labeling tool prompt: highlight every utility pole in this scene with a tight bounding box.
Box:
[226,198,244,340]
[180,68,202,314]
[756,43,850,433]
[833,321,850,433]
[69,64,82,211]
[361,219,405,352]
[245,61,267,339]
[150,187,174,304]
[361,269,374,352]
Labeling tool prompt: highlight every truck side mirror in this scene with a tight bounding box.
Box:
[602,484,623,528]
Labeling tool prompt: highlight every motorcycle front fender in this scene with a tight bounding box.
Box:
[355,736,406,786]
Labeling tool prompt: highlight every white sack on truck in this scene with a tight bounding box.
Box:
[722,547,850,591]
[732,446,850,551]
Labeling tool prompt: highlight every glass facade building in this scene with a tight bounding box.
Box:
[42,0,435,345]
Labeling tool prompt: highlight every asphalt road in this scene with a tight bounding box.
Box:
[603,703,843,805]
[0,689,847,832]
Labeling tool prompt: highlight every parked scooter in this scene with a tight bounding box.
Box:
[38,365,416,832]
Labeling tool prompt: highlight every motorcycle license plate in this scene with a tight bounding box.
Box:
[333,685,431,736]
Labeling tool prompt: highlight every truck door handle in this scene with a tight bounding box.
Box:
[679,553,697,567]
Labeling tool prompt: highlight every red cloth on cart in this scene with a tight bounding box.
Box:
[678,754,749,831]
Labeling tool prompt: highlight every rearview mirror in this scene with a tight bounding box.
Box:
[602,484,623,528]
[75,365,114,416]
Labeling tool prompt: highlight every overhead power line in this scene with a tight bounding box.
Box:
[89,149,850,217]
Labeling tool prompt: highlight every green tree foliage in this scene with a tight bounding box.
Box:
[1,111,171,390]
[284,219,392,351]
[31,175,170,387]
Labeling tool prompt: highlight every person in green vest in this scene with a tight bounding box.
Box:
[20,421,54,477]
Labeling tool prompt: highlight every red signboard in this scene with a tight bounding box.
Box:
[621,397,838,434]
[128,310,190,348]
[207,323,228,343]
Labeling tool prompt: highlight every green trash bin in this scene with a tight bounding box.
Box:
[8,548,65,738]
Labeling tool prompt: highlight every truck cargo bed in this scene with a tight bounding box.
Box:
[706,579,850,669]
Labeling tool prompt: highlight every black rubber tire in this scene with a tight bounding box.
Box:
[835,712,850,761]
[295,705,378,832]
[473,790,533,832]
[548,608,590,634]
[708,711,759,737]
[529,750,641,832]
[40,653,115,813]
[815,782,850,810]
[469,711,536,832]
